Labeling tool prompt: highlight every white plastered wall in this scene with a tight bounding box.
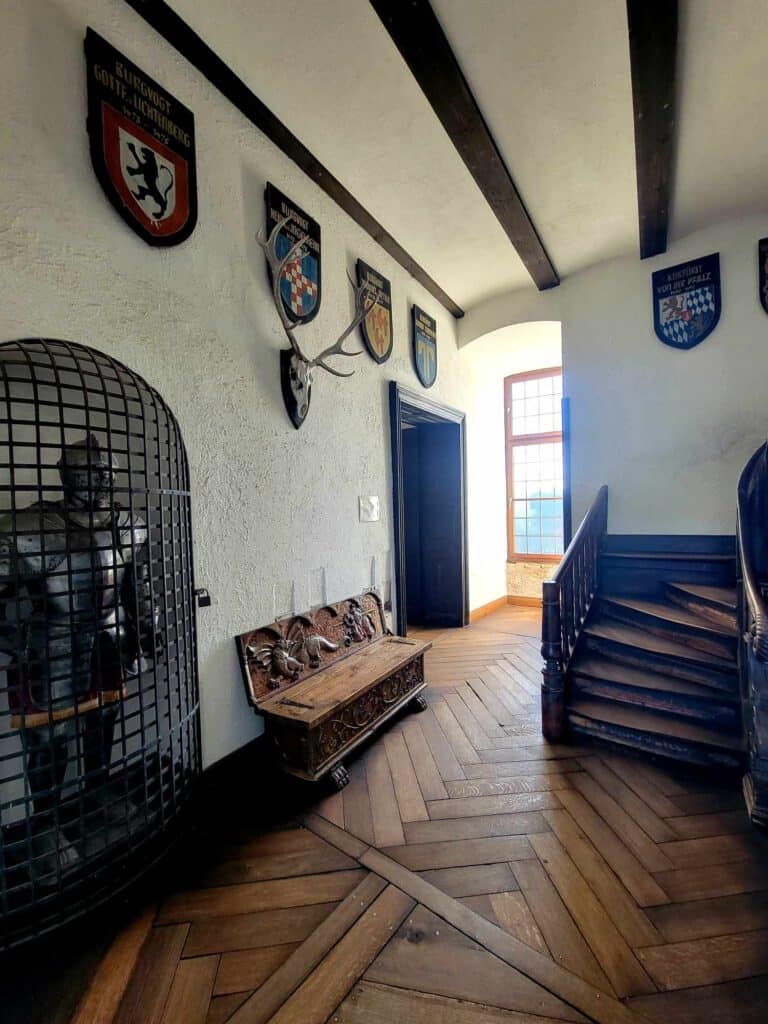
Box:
[461,213,768,538]
[0,0,542,767]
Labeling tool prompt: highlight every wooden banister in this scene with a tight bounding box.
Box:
[541,486,608,740]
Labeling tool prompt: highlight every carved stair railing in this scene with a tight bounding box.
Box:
[736,445,768,826]
[541,485,608,741]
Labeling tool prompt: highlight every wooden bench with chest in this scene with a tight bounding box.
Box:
[235,590,431,789]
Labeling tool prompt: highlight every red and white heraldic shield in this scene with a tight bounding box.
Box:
[85,28,197,247]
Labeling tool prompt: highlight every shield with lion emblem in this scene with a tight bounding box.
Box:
[652,253,721,350]
[85,29,197,247]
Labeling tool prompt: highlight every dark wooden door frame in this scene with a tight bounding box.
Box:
[389,381,469,635]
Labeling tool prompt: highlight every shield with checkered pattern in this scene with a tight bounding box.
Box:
[652,253,721,350]
[265,183,321,324]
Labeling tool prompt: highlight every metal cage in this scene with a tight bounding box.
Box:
[0,339,200,949]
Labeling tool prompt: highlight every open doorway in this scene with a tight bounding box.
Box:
[390,382,468,635]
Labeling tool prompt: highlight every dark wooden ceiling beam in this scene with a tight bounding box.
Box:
[627,0,678,259]
[370,0,559,291]
[123,0,464,317]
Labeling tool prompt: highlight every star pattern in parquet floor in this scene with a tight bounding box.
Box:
[71,607,768,1024]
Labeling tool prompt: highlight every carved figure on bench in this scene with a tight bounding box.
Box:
[343,599,376,644]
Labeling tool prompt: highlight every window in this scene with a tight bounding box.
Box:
[505,367,564,561]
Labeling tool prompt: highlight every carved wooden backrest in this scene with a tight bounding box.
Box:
[235,590,387,706]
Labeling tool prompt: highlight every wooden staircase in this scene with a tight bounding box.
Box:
[566,582,745,768]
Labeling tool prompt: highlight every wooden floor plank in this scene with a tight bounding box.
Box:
[427,793,561,819]
[366,743,407,847]
[227,872,386,1024]
[384,731,429,823]
[401,718,449,800]
[419,863,519,898]
[263,885,415,1024]
[342,751,376,847]
[69,906,155,1024]
[557,789,669,907]
[383,835,534,871]
[334,980,572,1023]
[214,943,299,996]
[628,975,768,1024]
[578,757,678,843]
[487,890,550,954]
[114,923,189,1024]
[445,774,574,798]
[463,758,583,778]
[184,901,338,957]
[658,832,768,868]
[160,954,218,1024]
[510,858,614,996]
[365,905,586,1022]
[599,754,682,818]
[455,683,507,737]
[652,861,768,902]
[529,832,655,998]
[667,809,751,839]
[403,811,549,844]
[636,929,768,990]
[418,707,467,781]
[157,870,366,924]
[206,993,250,1024]
[198,836,358,887]
[468,675,524,724]
[433,700,482,763]
[646,890,768,943]
[542,808,662,948]
[570,774,673,872]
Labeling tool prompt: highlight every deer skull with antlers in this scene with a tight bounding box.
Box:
[259,216,376,429]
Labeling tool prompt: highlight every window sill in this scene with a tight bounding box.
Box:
[507,554,562,564]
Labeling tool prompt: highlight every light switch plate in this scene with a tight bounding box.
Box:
[359,495,380,522]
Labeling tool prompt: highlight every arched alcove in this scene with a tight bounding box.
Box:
[0,339,200,949]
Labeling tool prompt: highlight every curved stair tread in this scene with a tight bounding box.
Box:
[601,594,737,638]
[665,582,737,612]
[585,618,737,670]
[569,654,739,702]
[568,698,744,751]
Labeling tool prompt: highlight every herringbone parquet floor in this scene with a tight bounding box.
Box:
[71,607,768,1024]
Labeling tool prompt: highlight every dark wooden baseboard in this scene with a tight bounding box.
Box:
[507,595,542,608]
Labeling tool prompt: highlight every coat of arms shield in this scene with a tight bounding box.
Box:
[412,306,437,388]
[85,29,197,247]
[265,183,321,325]
[652,253,721,350]
[356,260,392,363]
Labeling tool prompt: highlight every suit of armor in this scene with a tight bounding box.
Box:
[0,435,161,880]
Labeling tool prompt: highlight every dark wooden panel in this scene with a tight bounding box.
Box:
[370,0,558,290]
[123,0,463,316]
[626,0,678,258]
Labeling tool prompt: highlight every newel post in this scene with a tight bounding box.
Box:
[541,580,565,741]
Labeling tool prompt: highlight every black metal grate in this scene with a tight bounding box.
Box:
[0,339,200,949]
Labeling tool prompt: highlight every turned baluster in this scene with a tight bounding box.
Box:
[541,579,565,740]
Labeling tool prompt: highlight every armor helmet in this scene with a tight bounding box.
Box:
[58,434,119,509]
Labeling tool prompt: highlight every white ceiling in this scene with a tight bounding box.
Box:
[170,0,768,314]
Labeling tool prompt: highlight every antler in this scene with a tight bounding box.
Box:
[309,273,376,378]
[258,218,376,379]
[257,216,312,365]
